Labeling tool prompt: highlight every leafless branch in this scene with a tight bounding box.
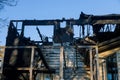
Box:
[0,0,18,10]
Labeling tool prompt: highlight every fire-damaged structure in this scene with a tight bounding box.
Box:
[0,12,120,80]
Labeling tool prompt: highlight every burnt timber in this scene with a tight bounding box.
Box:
[0,12,120,80]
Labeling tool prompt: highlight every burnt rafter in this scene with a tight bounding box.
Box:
[11,19,80,26]
[80,12,120,24]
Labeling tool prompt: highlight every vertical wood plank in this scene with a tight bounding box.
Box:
[30,47,34,80]
[117,51,120,80]
[90,48,93,80]
[60,46,64,80]
[96,46,100,80]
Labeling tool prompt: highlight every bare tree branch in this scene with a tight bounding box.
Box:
[0,0,18,44]
[0,0,18,24]
[0,0,18,10]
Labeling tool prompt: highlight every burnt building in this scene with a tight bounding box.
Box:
[0,12,120,80]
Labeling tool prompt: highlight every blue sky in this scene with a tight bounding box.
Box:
[2,0,120,20]
[1,0,120,45]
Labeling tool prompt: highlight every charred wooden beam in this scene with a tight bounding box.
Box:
[98,36,120,58]
[11,19,81,26]
[80,12,120,25]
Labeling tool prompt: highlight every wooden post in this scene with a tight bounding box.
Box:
[60,46,64,80]
[99,59,104,80]
[117,51,120,80]
[96,46,100,80]
[90,48,93,80]
[103,59,107,80]
[30,47,34,80]
[0,47,5,79]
